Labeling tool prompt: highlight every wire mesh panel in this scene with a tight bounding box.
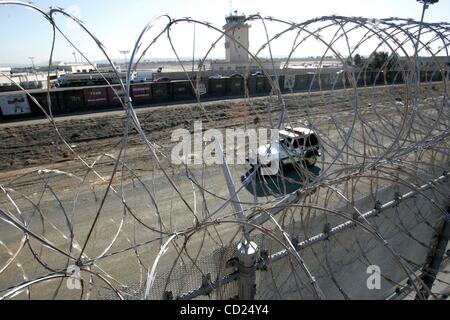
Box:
[256,183,448,299]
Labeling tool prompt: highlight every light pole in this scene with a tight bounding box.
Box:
[415,0,439,76]
[119,50,130,68]
[28,56,35,71]
[28,56,38,81]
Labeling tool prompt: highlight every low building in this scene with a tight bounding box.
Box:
[38,62,97,73]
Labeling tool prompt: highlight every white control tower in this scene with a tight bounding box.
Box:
[223,11,249,63]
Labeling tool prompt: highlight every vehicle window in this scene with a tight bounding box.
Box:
[292,138,304,148]
[306,134,318,147]
[296,138,305,148]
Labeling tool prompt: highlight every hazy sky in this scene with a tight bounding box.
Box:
[0,0,448,66]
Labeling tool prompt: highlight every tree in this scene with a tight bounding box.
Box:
[346,53,365,68]
[368,51,399,71]
[354,54,363,67]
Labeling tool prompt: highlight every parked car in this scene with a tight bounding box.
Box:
[230,73,244,78]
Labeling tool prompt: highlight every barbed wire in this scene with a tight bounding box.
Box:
[0,1,448,300]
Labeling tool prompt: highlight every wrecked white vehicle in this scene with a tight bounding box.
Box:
[249,127,322,175]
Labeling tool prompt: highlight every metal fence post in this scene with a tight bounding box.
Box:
[237,240,258,300]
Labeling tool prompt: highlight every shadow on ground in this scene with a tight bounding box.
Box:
[241,164,320,197]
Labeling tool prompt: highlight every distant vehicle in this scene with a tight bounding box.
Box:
[208,74,223,79]
[251,71,264,76]
[249,126,321,174]
[134,70,153,83]
[230,73,244,78]
[153,77,171,83]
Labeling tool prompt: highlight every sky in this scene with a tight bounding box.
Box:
[0,0,449,66]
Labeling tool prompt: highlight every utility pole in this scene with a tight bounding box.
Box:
[414,2,443,297]
[214,138,258,300]
[72,51,77,63]
[28,56,38,82]
[28,56,35,71]
[414,1,439,79]
[119,50,130,68]
[191,22,196,78]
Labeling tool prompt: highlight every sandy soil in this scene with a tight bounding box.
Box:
[0,85,420,175]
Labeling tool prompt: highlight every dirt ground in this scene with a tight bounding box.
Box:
[0,84,428,178]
